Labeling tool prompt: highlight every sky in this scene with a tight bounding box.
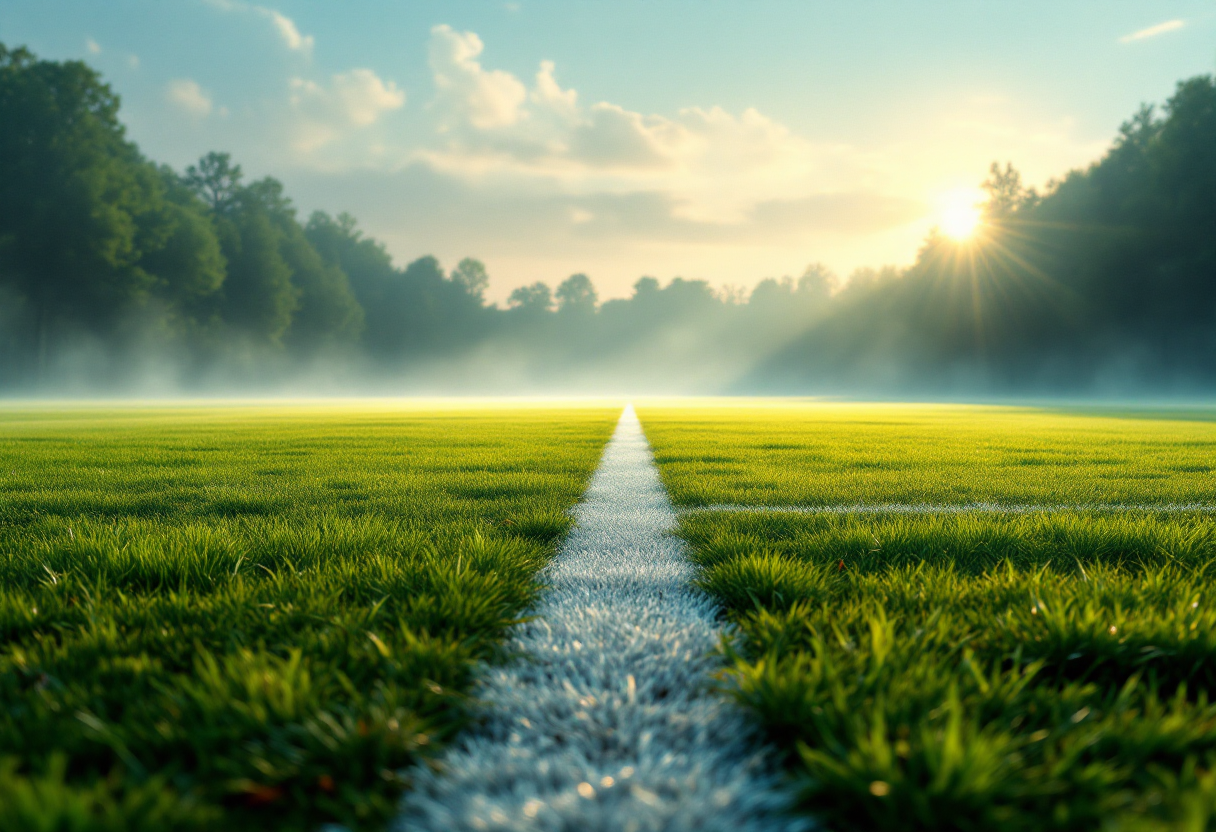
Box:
[3,1,1214,302]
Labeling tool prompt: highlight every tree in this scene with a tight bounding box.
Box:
[555,273,597,314]
[508,282,553,312]
[216,206,296,342]
[138,171,226,322]
[280,224,363,350]
[797,263,836,299]
[184,152,243,214]
[749,277,793,308]
[237,179,362,349]
[981,161,1037,219]
[306,210,403,356]
[633,276,660,298]
[0,44,176,366]
[450,257,489,303]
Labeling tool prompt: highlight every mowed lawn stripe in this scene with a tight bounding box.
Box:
[400,406,800,832]
[681,503,1216,514]
[638,402,1216,508]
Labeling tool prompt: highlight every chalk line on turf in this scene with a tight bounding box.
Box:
[396,404,801,832]
[681,503,1216,515]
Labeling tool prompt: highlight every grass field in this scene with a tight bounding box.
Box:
[640,401,1216,831]
[640,402,1216,507]
[0,402,618,831]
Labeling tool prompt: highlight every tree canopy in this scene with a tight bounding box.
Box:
[2,43,1214,394]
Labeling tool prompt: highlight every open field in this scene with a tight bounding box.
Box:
[640,402,1216,831]
[0,402,618,831]
[639,402,1216,507]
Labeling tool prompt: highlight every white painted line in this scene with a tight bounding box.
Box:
[397,405,803,831]
[681,502,1216,515]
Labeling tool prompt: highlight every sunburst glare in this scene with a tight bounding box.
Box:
[939,189,983,241]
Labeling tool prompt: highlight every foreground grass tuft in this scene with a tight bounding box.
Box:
[686,511,1216,830]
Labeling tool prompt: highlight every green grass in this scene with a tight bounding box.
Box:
[640,402,1216,831]
[638,401,1216,507]
[0,402,618,831]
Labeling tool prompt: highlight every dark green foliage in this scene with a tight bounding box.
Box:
[304,213,491,361]
[758,75,1216,393]
[215,204,298,342]
[3,40,1215,392]
[0,755,219,831]
[0,45,222,366]
[304,211,404,357]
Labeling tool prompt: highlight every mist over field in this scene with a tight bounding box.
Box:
[2,7,1215,400]
[7,6,1216,829]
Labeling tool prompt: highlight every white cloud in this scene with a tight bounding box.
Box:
[289,68,405,151]
[85,38,102,55]
[166,79,213,117]
[1120,19,1185,43]
[268,9,314,53]
[206,0,314,55]
[292,69,405,126]
[532,60,577,118]
[568,103,675,169]
[418,26,876,223]
[429,24,527,129]
[275,26,1122,301]
[127,54,140,69]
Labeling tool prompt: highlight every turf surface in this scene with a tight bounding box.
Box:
[640,401,1216,831]
[0,402,618,831]
[639,402,1216,507]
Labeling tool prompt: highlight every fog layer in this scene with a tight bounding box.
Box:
[2,45,1214,398]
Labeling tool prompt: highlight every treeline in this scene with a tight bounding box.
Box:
[758,74,1216,394]
[2,42,1215,394]
[0,43,826,392]
[0,44,501,387]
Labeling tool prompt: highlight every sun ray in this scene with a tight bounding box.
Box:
[938,188,983,241]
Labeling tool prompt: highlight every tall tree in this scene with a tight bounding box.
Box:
[306,211,402,356]
[0,45,156,363]
[450,258,489,304]
[139,167,226,324]
[555,273,597,314]
[183,152,243,215]
[508,282,553,313]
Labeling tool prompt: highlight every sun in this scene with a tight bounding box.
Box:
[938,190,983,241]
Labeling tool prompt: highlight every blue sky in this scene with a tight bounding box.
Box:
[3,1,1214,300]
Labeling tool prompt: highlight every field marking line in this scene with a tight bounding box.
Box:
[681,502,1216,515]
[398,405,802,832]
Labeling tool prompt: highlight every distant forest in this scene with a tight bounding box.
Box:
[1,43,1214,395]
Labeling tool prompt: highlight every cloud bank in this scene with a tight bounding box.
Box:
[159,12,1109,299]
[418,24,888,227]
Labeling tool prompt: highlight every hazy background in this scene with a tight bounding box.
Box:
[3,1,1214,300]
[1,2,1215,396]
